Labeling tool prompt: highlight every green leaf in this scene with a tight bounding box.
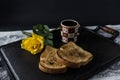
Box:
[32,24,54,46]
[33,25,46,36]
[46,33,53,39]
[33,24,43,30]
[43,29,48,34]
[33,29,44,36]
[45,39,53,46]
[43,25,49,31]
[22,31,32,37]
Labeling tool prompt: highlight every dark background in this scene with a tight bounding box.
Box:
[0,0,120,30]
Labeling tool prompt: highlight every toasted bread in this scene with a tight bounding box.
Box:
[39,46,67,74]
[55,42,93,68]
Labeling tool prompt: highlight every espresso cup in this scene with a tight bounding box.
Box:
[60,19,80,43]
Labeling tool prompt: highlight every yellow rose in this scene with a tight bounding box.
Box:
[21,33,44,55]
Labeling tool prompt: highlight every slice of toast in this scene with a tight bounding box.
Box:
[55,42,93,68]
[39,46,67,74]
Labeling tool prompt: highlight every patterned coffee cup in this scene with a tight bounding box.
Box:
[60,19,80,43]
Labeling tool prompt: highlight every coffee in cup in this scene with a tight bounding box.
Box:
[60,19,80,43]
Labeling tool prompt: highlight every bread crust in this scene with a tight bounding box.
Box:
[55,42,93,68]
[39,62,67,74]
[55,50,81,68]
[80,50,93,65]
[39,46,67,74]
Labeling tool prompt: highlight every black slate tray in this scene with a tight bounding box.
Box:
[0,27,120,80]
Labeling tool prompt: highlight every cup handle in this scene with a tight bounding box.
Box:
[93,25,119,40]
